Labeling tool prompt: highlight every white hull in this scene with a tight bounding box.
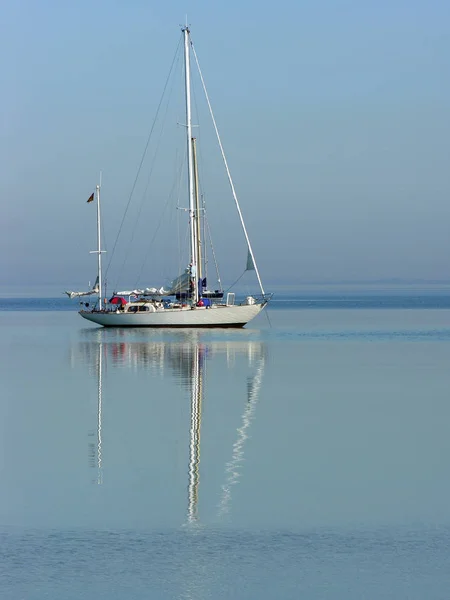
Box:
[79,302,266,328]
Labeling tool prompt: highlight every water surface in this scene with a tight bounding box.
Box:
[1,302,450,598]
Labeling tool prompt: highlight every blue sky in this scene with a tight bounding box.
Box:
[2,0,450,292]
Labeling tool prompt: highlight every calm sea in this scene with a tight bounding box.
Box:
[1,291,450,599]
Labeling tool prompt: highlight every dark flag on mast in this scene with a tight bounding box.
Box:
[87,192,94,203]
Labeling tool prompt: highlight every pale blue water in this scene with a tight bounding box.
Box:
[1,296,450,599]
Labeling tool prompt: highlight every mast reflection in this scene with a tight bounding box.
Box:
[187,342,203,524]
[96,341,103,485]
[85,340,103,485]
[72,329,266,519]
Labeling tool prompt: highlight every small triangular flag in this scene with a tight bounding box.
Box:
[246,248,255,271]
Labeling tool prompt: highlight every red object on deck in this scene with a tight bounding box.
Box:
[109,296,127,305]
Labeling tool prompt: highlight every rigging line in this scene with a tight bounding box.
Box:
[180,222,190,277]
[177,132,191,277]
[190,66,204,192]
[175,146,187,279]
[191,63,208,245]
[134,193,170,286]
[119,47,183,289]
[101,218,107,254]
[201,196,208,281]
[114,42,182,290]
[170,151,185,260]
[100,219,108,297]
[191,41,265,296]
[100,189,108,271]
[205,216,221,288]
[104,35,183,284]
[134,151,185,286]
[176,150,183,278]
[191,80,209,281]
[224,269,246,293]
[264,305,272,328]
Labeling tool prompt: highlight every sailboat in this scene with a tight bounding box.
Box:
[67,26,270,328]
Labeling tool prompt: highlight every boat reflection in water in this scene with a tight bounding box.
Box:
[72,329,267,522]
[82,340,104,486]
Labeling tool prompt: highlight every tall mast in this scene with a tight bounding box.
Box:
[182,26,199,304]
[192,137,202,286]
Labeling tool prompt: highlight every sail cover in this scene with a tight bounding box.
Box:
[167,271,191,294]
[64,276,99,299]
[115,287,168,296]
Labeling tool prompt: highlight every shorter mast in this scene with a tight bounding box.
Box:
[96,183,102,308]
[90,175,106,309]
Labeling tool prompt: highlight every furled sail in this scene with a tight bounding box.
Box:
[167,270,191,294]
[64,276,99,300]
[115,287,168,297]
